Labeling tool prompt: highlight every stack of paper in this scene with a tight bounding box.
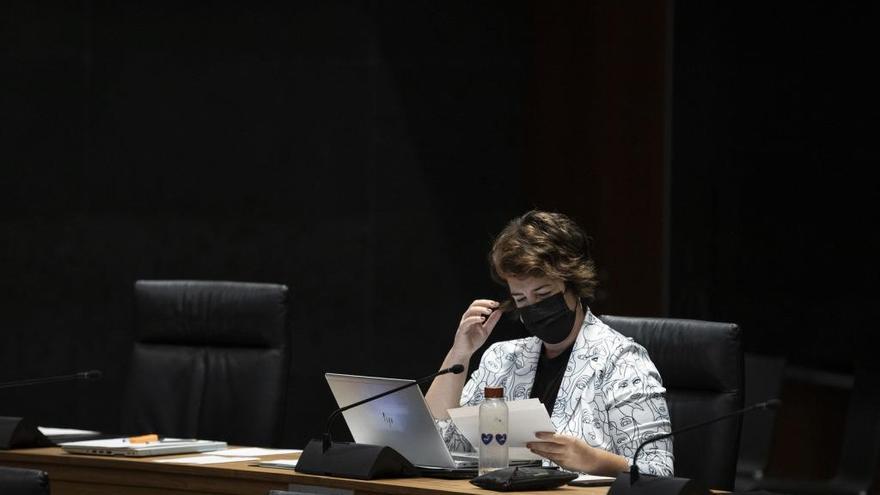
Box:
[155,447,302,465]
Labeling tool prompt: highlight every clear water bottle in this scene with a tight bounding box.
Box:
[478,386,509,475]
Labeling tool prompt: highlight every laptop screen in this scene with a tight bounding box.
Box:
[324,373,458,468]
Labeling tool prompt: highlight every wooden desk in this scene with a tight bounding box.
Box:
[0,447,610,495]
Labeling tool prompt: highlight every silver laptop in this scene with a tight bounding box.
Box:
[59,438,227,457]
[325,373,531,470]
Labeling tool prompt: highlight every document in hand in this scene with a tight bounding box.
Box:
[447,398,554,461]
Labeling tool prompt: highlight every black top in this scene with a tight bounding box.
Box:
[529,345,573,415]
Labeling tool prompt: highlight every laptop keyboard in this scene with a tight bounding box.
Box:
[451,452,542,469]
[451,454,478,468]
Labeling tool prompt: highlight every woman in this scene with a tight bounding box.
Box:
[425,210,674,477]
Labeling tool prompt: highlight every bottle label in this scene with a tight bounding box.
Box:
[479,433,508,445]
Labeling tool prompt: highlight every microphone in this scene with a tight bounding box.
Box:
[296,364,465,480]
[0,370,103,390]
[0,370,104,450]
[630,399,780,484]
[608,399,782,495]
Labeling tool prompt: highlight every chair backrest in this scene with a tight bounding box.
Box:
[736,353,786,489]
[0,466,49,495]
[834,359,880,489]
[600,315,744,491]
[121,280,290,446]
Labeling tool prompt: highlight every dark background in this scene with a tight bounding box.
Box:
[2,0,877,476]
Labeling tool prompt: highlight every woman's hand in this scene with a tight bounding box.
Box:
[451,299,502,358]
[527,432,628,476]
[426,299,501,419]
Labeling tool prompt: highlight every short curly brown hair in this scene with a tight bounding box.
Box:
[489,210,598,308]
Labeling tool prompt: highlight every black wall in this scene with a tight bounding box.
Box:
[669,1,878,372]
[1,1,531,447]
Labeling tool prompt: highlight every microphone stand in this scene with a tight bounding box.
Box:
[296,365,465,480]
[0,370,103,390]
[0,370,104,450]
[630,399,781,483]
[321,366,461,452]
[608,399,781,495]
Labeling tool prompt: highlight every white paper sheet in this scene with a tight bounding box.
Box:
[447,398,555,457]
[570,473,616,486]
[38,427,101,436]
[574,473,615,482]
[155,455,259,465]
[258,459,299,469]
[207,448,302,457]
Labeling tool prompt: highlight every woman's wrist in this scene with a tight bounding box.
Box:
[591,450,629,476]
[447,347,473,365]
[568,442,629,476]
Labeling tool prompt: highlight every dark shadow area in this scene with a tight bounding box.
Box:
[0,1,531,447]
[671,2,879,492]
[670,0,878,372]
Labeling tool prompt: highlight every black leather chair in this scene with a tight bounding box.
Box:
[735,353,786,491]
[0,466,50,495]
[121,280,290,447]
[600,315,744,491]
[754,360,880,495]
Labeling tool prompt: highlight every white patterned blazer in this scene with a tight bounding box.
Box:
[437,309,674,476]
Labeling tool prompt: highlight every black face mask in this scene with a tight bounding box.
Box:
[518,292,577,344]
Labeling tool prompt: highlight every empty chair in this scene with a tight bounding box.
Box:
[755,359,880,495]
[600,315,744,491]
[121,280,290,447]
[735,353,787,491]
